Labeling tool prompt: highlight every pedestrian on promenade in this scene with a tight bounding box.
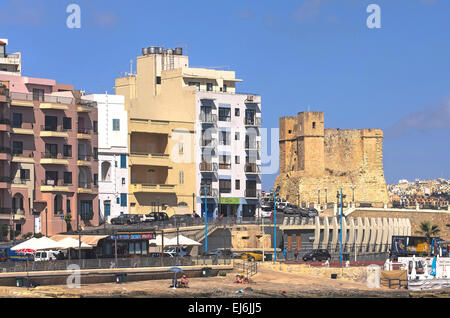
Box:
[294,249,298,261]
[283,248,287,261]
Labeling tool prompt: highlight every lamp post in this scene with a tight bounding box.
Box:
[318,189,321,205]
[352,186,356,204]
[192,193,195,215]
[204,183,208,254]
[337,189,346,265]
[274,186,280,262]
[324,187,328,207]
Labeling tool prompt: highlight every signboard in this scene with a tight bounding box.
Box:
[219,197,240,205]
[110,233,156,240]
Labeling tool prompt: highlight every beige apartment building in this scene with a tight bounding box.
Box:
[115,46,261,217]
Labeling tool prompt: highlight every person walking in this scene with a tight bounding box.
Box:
[294,249,298,261]
[283,248,287,261]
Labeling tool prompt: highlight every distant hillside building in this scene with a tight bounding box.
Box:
[275,111,389,207]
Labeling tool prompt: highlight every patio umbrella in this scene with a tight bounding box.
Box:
[168,267,184,289]
[11,237,60,251]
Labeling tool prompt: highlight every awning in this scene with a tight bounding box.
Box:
[50,235,109,247]
[11,237,60,251]
[165,235,201,246]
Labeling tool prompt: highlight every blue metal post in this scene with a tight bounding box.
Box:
[205,183,208,253]
[274,191,277,262]
[340,187,343,264]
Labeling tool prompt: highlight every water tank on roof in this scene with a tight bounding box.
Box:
[148,46,157,54]
[156,47,164,54]
[165,48,174,55]
[142,47,149,56]
[174,47,183,55]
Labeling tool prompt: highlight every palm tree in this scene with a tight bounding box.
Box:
[416,221,440,256]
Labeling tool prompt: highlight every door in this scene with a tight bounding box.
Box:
[288,235,293,252]
[34,216,41,233]
[104,201,111,218]
[296,235,301,251]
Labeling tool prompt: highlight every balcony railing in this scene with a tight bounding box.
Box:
[245,189,260,198]
[10,92,73,104]
[219,163,231,170]
[11,178,28,185]
[41,152,72,160]
[77,99,97,108]
[245,141,261,150]
[78,181,92,189]
[199,187,219,197]
[244,117,261,126]
[41,125,70,132]
[12,150,33,159]
[0,118,11,125]
[78,128,91,134]
[199,113,217,124]
[78,154,92,161]
[199,162,218,172]
[201,138,217,148]
[0,176,11,183]
[0,85,9,97]
[41,179,71,186]
[0,208,11,214]
[12,122,33,130]
[244,163,261,174]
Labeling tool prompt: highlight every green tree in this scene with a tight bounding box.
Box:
[64,213,72,232]
[22,232,33,239]
[34,233,43,238]
[0,224,8,240]
[416,221,440,256]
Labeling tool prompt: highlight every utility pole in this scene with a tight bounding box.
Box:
[205,183,207,254]
[274,186,280,262]
[337,188,346,265]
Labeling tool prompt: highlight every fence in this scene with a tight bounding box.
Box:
[0,255,234,273]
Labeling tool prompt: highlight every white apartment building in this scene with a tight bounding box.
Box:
[85,94,128,222]
[196,91,262,218]
[0,39,21,75]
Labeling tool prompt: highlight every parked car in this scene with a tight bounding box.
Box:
[34,250,62,262]
[236,251,263,261]
[284,204,301,214]
[204,249,236,258]
[170,214,192,225]
[149,252,174,258]
[276,202,289,212]
[148,212,169,222]
[165,246,188,257]
[110,214,141,225]
[302,249,331,262]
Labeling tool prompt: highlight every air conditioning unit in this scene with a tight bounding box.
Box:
[247,95,254,101]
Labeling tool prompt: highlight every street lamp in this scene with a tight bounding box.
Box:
[336,189,346,264]
[318,189,321,205]
[324,187,328,206]
[274,186,280,262]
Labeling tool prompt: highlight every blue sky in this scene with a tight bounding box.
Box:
[1,0,449,190]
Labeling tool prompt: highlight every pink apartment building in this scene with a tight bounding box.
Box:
[0,74,99,239]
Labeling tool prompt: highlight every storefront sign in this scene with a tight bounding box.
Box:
[219,197,240,204]
[110,233,156,240]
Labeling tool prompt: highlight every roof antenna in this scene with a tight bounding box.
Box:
[129,59,133,76]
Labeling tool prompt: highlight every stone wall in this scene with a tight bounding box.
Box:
[350,210,450,240]
[276,112,389,206]
[231,226,271,249]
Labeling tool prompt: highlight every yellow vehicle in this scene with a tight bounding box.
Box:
[236,251,263,261]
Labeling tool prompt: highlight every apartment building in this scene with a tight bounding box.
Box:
[115,46,261,218]
[0,39,21,75]
[84,94,128,222]
[0,70,99,238]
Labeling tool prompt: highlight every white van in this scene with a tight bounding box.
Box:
[34,250,61,262]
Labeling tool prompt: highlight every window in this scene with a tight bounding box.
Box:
[218,107,231,122]
[235,156,240,164]
[312,122,316,129]
[179,171,184,185]
[45,116,57,131]
[235,179,240,190]
[235,108,240,116]
[63,145,72,158]
[120,154,126,168]
[80,200,93,220]
[45,144,57,158]
[219,131,230,146]
[63,117,72,130]
[93,148,98,160]
[94,174,98,186]
[188,82,200,91]
[67,199,71,213]
[12,141,23,155]
[120,193,127,207]
[179,143,184,154]
[122,178,125,185]
[64,172,72,185]
[113,119,120,131]
[20,169,30,181]
[219,179,231,193]
[93,121,98,133]
[12,113,22,128]
[235,132,239,141]
[116,197,120,204]
[156,76,161,84]
[115,161,118,167]
[219,155,231,169]
[32,88,44,101]
[206,83,213,91]
[223,84,227,92]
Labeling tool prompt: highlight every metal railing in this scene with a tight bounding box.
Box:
[41,152,71,160]
[41,179,70,187]
[244,163,261,174]
[218,163,231,170]
[0,118,10,125]
[245,189,260,198]
[244,117,262,126]
[200,138,217,147]
[77,99,97,108]
[40,125,70,133]
[0,85,9,96]
[245,141,261,150]
[199,162,218,172]
[78,127,91,134]
[199,113,217,124]
[0,147,11,154]
[10,92,74,104]
[199,187,219,197]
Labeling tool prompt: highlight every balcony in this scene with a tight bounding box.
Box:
[11,178,28,188]
[11,122,34,135]
[200,138,217,148]
[199,113,217,125]
[199,162,218,173]
[0,85,9,102]
[77,154,92,166]
[129,152,170,167]
[0,147,11,161]
[131,183,176,194]
[77,128,92,140]
[199,187,219,198]
[245,141,261,151]
[0,119,9,133]
[77,99,97,112]
[40,125,69,138]
[40,179,72,192]
[244,163,261,174]
[9,92,34,108]
[245,188,260,198]
[78,181,97,194]
[244,117,261,127]
[40,152,70,165]
[218,163,231,170]
[129,119,170,135]
[12,150,34,163]
[0,176,11,189]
